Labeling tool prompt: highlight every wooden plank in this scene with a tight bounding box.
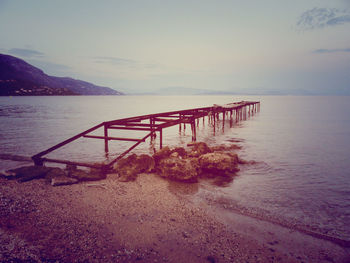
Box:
[154,117,179,122]
[104,124,109,152]
[83,135,144,142]
[108,126,153,131]
[158,118,193,129]
[121,122,162,127]
[41,157,104,169]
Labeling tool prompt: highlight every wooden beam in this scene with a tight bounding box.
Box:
[83,135,145,142]
[41,157,105,169]
[108,126,153,131]
[154,117,179,122]
[104,124,109,152]
[119,122,162,127]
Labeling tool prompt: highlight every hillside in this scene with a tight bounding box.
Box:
[0,54,123,96]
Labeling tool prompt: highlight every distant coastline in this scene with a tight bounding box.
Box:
[0,54,123,96]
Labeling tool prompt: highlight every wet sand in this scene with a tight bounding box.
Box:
[1,173,349,263]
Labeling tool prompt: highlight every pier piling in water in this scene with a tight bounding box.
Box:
[32,101,260,171]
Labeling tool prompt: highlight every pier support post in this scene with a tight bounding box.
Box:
[150,117,156,140]
[179,114,182,132]
[222,110,225,131]
[104,124,109,153]
[159,129,163,149]
[191,119,197,141]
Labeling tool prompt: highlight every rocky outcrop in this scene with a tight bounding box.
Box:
[1,142,242,186]
[113,142,241,183]
[152,146,172,164]
[170,147,187,158]
[2,164,105,186]
[114,154,155,182]
[157,157,199,182]
[198,152,239,177]
[188,142,212,157]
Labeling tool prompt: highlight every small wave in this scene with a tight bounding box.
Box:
[201,193,350,248]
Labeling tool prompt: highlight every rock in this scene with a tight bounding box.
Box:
[170,152,179,158]
[188,142,212,157]
[157,157,199,182]
[171,147,187,158]
[45,167,79,186]
[45,167,66,181]
[198,152,239,177]
[5,165,52,182]
[68,169,106,181]
[206,255,216,263]
[152,146,171,163]
[137,154,155,173]
[114,154,155,182]
[51,176,78,186]
[0,169,18,180]
[182,231,190,238]
[66,164,77,172]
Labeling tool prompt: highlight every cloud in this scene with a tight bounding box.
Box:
[297,7,350,30]
[313,48,350,53]
[94,56,138,67]
[8,48,45,58]
[93,56,159,69]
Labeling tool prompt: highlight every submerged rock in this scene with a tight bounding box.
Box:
[51,176,79,186]
[2,164,106,185]
[5,165,52,182]
[114,154,155,182]
[0,170,19,180]
[45,167,66,180]
[157,157,199,182]
[198,152,239,177]
[68,169,106,181]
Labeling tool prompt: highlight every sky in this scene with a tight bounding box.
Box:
[1,0,350,95]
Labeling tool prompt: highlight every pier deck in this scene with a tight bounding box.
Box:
[32,101,260,170]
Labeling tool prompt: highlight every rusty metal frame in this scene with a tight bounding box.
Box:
[31,101,260,171]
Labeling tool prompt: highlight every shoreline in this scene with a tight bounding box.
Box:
[1,173,349,262]
[195,185,350,248]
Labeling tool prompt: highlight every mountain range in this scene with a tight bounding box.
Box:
[0,54,123,96]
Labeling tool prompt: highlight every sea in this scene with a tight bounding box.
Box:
[0,95,349,243]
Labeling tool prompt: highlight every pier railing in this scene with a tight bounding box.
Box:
[31,101,260,171]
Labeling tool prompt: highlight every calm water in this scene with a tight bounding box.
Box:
[0,95,349,242]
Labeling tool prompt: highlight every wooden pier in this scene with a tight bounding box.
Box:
[32,101,260,171]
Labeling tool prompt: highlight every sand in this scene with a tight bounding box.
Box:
[1,173,349,263]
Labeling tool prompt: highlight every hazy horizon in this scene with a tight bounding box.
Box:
[1,0,350,95]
